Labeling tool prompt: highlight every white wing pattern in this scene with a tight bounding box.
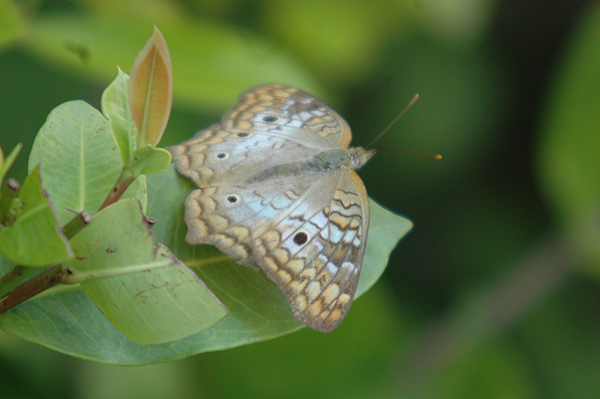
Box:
[168,84,375,332]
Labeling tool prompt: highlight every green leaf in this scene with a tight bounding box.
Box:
[416,342,537,399]
[537,2,600,271]
[148,165,412,334]
[0,188,21,226]
[0,144,23,222]
[0,0,23,49]
[261,0,415,83]
[0,165,73,266]
[64,198,227,345]
[101,67,136,166]
[518,285,600,398]
[0,164,410,364]
[28,100,123,225]
[357,200,413,296]
[24,14,321,112]
[131,145,172,175]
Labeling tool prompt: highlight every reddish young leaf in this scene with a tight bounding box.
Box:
[129,26,173,147]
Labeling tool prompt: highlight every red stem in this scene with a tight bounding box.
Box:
[97,170,135,212]
[0,265,67,313]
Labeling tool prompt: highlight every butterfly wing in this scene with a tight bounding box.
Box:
[251,169,370,332]
[180,165,369,332]
[168,84,369,332]
[168,84,352,188]
[180,162,335,268]
[227,84,353,148]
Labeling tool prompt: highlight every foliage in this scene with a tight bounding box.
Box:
[0,18,411,361]
[1,0,600,398]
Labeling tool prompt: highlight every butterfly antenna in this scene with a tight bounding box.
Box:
[365,93,442,160]
[365,93,420,149]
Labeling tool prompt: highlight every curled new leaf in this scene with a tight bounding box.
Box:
[129,26,173,148]
[101,68,136,166]
[132,145,172,175]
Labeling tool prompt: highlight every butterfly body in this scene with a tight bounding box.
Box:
[169,84,374,332]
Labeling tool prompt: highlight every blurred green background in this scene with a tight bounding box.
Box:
[1,0,600,398]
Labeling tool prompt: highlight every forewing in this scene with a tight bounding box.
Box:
[251,170,370,332]
[168,84,352,188]
[168,82,353,266]
[228,84,353,148]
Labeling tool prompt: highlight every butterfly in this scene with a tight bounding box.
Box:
[168,84,375,332]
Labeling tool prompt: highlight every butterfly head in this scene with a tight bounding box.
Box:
[350,147,376,170]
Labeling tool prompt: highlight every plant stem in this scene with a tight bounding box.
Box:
[0,163,141,314]
[0,165,137,314]
[97,169,136,212]
[0,265,68,313]
[0,266,36,299]
[62,211,93,239]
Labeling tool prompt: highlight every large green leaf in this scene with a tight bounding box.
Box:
[0,165,73,266]
[260,0,415,83]
[413,341,537,399]
[28,100,123,225]
[147,165,413,336]
[64,198,227,345]
[0,0,22,49]
[25,14,321,112]
[537,2,600,272]
[0,164,411,364]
